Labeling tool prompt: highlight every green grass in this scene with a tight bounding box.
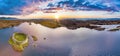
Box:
[39,20,61,28]
[14,33,27,41]
[8,33,29,52]
[8,37,14,45]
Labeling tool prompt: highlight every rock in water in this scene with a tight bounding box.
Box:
[32,36,38,41]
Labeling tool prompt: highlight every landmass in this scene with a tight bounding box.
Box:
[0,19,120,31]
[8,32,29,52]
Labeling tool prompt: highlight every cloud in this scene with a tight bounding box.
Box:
[0,0,48,15]
[47,0,120,12]
[0,0,120,15]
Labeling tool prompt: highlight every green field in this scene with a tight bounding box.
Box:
[14,33,27,41]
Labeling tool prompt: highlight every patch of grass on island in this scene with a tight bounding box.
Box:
[14,33,27,41]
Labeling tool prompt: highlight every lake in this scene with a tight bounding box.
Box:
[0,22,120,56]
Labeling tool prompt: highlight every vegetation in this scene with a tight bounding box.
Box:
[14,33,27,41]
[108,28,120,31]
[8,32,28,52]
[39,20,61,28]
[0,19,120,31]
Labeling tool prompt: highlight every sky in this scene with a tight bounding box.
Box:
[0,0,120,19]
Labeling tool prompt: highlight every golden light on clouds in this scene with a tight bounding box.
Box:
[0,10,120,19]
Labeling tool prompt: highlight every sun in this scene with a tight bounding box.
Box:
[54,14,60,19]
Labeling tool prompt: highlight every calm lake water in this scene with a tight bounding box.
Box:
[0,22,120,56]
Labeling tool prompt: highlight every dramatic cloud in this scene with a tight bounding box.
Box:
[47,0,120,12]
[0,0,120,15]
[0,0,47,15]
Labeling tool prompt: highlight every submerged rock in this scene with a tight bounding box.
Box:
[108,26,120,32]
[108,28,120,32]
[32,36,38,41]
[44,38,46,40]
[117,26,120,29]
[8,32,29,52]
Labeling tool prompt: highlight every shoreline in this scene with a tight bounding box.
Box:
[0,19,120,31]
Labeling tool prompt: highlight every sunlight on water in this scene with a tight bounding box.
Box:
[0,22,120,56]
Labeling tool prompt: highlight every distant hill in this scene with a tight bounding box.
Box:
[0,17,17,20]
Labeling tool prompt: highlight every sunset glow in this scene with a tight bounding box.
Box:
[1,0,120,55]
[54,14,60,19]
[0,10,120,19]
[0,0,120,19]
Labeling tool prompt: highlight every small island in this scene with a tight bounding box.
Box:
[8,32,29,52]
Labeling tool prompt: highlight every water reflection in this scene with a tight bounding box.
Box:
[0,22,120,56]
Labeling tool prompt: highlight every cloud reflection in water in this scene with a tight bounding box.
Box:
[11,22,120,56]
